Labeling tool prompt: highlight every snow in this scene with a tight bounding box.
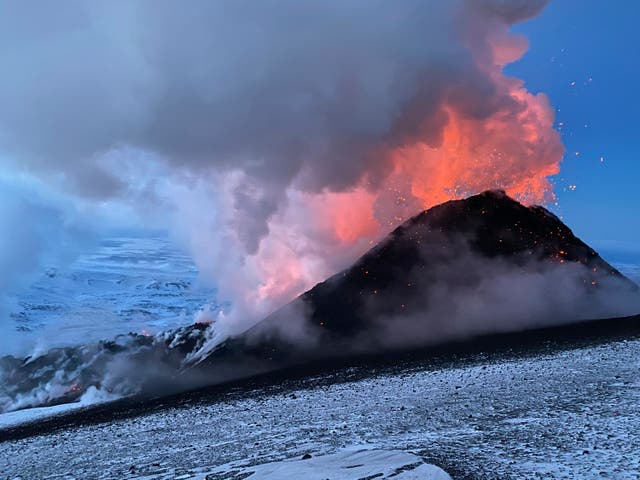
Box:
[0,403,82,429]
[0,386,119,429]
[126,449,452,480]
[202,449,451,480]
[2,337,640,479]
[4,236,216,354]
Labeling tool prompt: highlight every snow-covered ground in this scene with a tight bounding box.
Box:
[0,386,120,430]
[2,336,639,479]
[199,449,451,480]
[4,236,216,354]
[0,402,90,430]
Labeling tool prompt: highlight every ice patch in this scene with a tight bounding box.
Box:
[0,402,83,429]
[204,449,451,480]
[0,385,121,429]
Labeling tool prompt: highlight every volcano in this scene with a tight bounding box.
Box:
[196,190,638,367]
[2,190,639,413]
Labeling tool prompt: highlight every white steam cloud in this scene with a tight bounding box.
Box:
[0,0,563,333]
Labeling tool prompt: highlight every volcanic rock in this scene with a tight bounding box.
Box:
[201,190,637,365]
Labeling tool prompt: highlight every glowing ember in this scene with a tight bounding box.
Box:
[65,384,82,395]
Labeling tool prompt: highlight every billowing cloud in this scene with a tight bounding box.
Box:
[0,0,563,325]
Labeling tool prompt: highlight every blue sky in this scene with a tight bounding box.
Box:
[508,0,640,250]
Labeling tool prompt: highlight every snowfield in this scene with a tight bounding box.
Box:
[6,236,215,353]
[199,449,451,480]
[2,336,640,479]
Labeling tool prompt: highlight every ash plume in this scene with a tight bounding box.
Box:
[0,0,563,328]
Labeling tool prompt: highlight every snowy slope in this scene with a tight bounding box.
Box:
[2,337,639,479]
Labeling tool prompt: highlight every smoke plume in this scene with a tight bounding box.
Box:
[0,1,563,328]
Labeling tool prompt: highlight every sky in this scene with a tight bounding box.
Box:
[508,0,640,251]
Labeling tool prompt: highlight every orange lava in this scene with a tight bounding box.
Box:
[317,28,563,245]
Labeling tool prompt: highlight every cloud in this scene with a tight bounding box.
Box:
[0,0,562,327]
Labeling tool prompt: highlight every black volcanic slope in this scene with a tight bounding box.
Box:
[2,190,638,412]
[201,190,637,366]
[296,189,629,335]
